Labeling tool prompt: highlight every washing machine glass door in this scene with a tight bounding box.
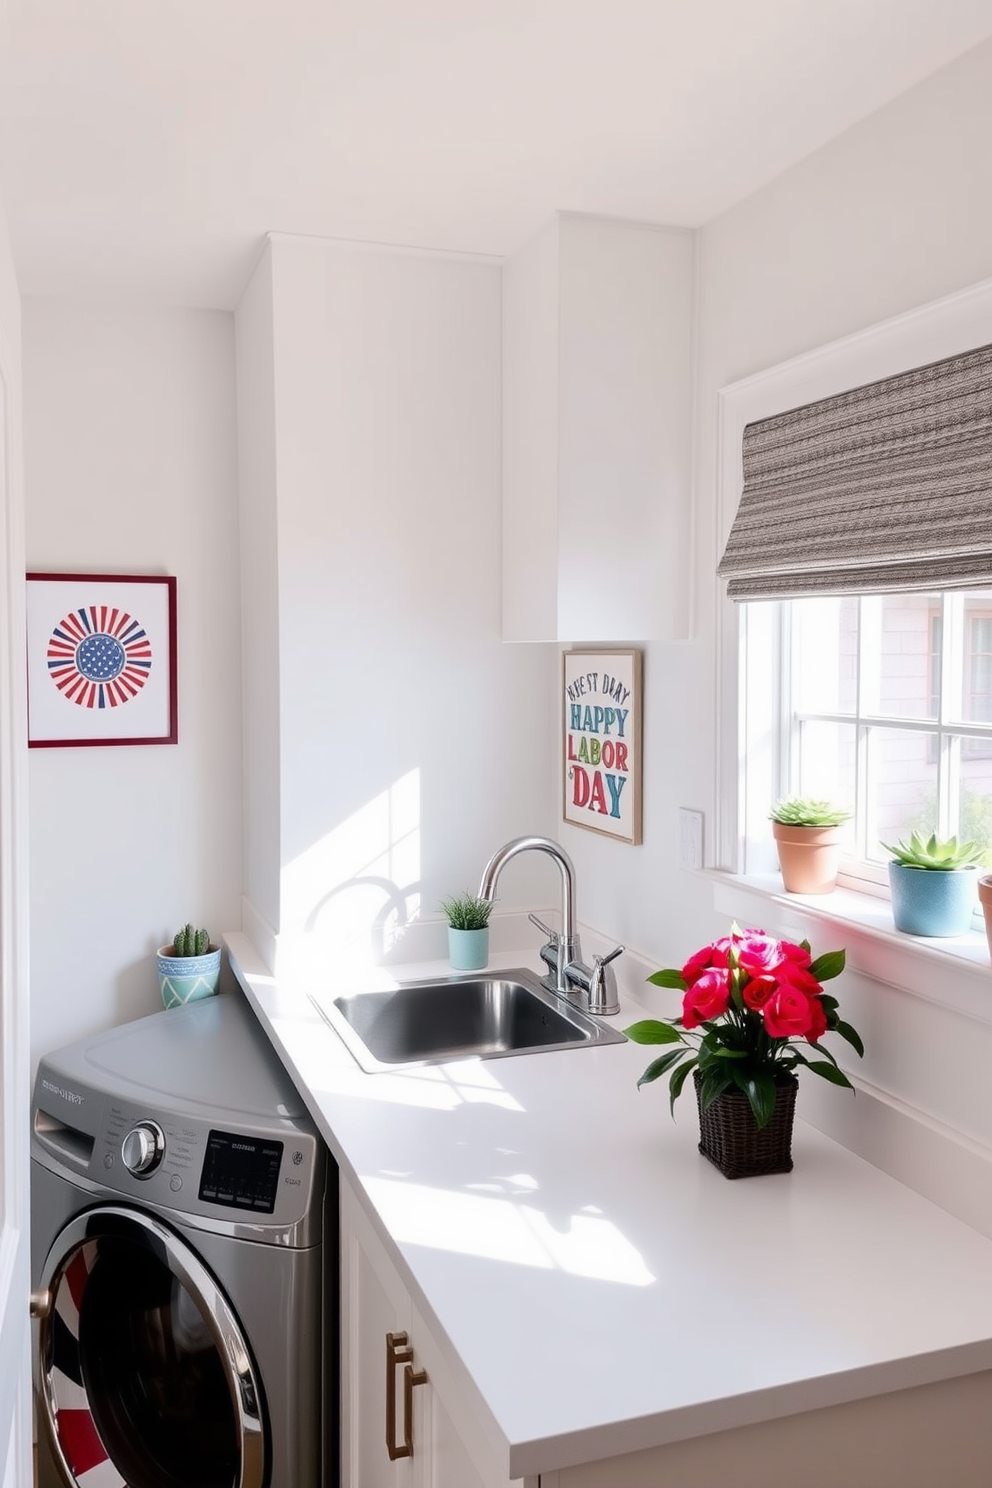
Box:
[36,1204,266,1488]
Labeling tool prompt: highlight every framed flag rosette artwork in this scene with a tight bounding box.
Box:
[26,572,177,747]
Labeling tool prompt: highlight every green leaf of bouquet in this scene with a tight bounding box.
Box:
[738,1071,777,1128]
[647,969,688,989]
[711,1046,748,1059]
[668,1057,697,1114]
[624,1019,682,1046]
[806,1060,854,1089]
[833,1019,864,1057]
[637,1050,687,1088]
[698,1067,733,1109]
[808,949,846,982]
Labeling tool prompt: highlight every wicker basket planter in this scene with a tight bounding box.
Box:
[693,1068,798,1179]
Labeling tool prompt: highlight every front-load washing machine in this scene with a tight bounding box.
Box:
[30,991,337,1488]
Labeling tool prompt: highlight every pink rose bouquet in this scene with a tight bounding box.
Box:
[625,924,863,1128]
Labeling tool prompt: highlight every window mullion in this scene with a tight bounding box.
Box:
[855,597,871,863]
[941,593,965,835]
[782,601,796,797]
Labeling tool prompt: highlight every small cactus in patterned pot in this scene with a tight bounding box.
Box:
[156,922,221,1009]
[172,923,211,958]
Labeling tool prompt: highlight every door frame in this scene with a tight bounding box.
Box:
[0,298,31,1485]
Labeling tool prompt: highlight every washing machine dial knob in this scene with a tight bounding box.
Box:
[121,1120,166,1177]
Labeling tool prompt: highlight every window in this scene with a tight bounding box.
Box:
[715,272,992,881]
[743,589,992,887]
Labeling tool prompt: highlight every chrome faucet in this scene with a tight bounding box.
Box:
[478,835,623,1015]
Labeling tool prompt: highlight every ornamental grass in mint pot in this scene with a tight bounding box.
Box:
[770,797,851,895]
[440,892,493,972]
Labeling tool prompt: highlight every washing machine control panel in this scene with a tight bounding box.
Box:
[77,1099,318,1231]
[121,1119,166,1177]
[198,1129,284,1214]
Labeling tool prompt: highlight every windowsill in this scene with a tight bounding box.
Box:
[705,869,992,1028]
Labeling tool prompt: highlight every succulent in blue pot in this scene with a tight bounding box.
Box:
[884,832,986,938]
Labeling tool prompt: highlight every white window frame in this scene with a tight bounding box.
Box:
[740,591,992,896]
[716,273,992,876]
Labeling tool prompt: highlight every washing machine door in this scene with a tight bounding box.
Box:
[35,1204,267,1488]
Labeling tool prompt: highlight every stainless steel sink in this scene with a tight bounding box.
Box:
[312,966,625,1072]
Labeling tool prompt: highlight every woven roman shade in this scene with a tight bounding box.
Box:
[718,342,992,600]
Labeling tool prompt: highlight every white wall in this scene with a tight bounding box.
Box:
[235,244,281,942]
[694,36,992,894]
[674,38,992,1208]
[237,236,559,973]
[567,36,992,975]
[23,301,243,1065]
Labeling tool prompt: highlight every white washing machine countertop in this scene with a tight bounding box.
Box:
[227,932,992,1479]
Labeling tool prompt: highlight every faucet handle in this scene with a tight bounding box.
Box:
[588,944,624,1016]
[528,912,558,944]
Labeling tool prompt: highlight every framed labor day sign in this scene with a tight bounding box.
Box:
[562,648,642,844]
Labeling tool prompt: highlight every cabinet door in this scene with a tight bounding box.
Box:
[341,1178,523,1488]
[408,1297,523,1488]
[421,1384,493,1488]
[340,1181,419,1488]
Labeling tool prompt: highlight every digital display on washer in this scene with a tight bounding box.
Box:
[198,1129,284,1213]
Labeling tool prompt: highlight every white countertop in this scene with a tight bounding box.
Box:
[226,932,992,1479]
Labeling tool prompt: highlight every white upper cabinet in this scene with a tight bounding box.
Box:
[502,213,694,642]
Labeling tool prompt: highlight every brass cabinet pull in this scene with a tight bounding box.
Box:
[385,1330,428,1461]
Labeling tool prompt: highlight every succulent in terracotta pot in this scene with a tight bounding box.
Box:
[769,798,851,895]
[770,798,851,829]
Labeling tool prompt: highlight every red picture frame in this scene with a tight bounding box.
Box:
[26,572,178,747]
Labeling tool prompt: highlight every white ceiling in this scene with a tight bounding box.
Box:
[2,0,992,310]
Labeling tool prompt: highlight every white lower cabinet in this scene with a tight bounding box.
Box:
[340,1177,530,1488]
[534,1369,992,1488]
[341,1175,992,1488]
